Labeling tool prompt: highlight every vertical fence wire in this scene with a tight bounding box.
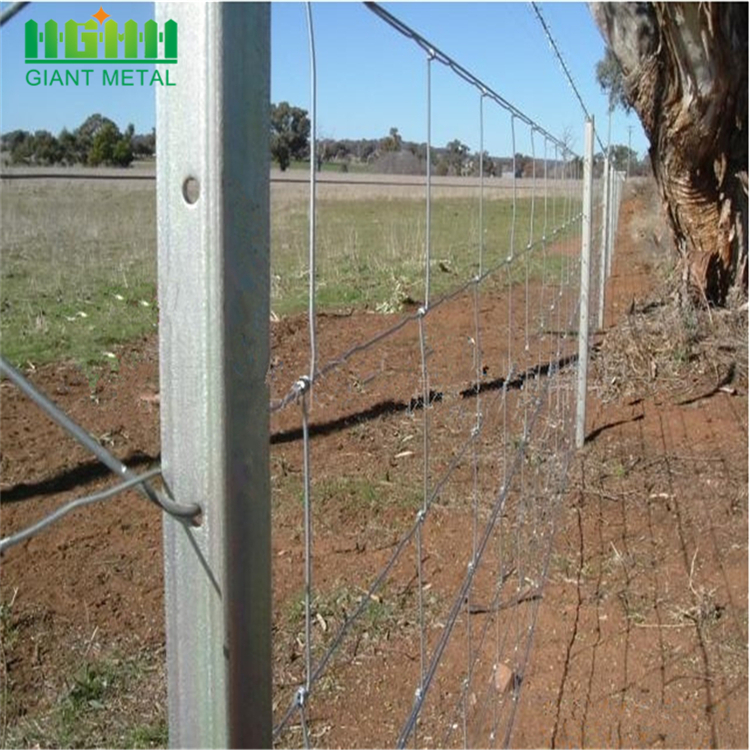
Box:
[306,2,318,383]
[425,51,434,308]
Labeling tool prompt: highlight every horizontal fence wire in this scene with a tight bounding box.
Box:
[529,2,607,155]
[364,2,579,157]
[0,355,200,550]
[0,467,163,554]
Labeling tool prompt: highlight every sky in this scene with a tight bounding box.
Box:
[0,0,649,159]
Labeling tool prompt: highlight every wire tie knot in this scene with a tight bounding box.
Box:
[414,686,423,702]
[416,508,426,525]
[294,375,311,398]
[296,686,308,708]
[417,305,427,318]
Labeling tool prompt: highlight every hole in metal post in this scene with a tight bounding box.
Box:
[182,176,200,205]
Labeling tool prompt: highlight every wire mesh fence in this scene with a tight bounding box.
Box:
[266,5,620,747]
[1,2,626,747]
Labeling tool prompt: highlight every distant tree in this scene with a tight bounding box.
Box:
[595,46,630,113]
[570,155,585,176]
[58,128,78,164]
[441,139,470,175]
[468,150,495,177]
[88,122,119,166]
[2,129,33,164]
[380,127,402,153]
[32,130,62,165]
[609,144,638,173]
[132,127,156,158]
[111,137,134,167]
[2,129,30,153]
[87,121,132,167]
[270,101,310,171]
[514,153,532,178]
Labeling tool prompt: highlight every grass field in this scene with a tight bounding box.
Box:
[0,174,580,367]
[0,180,158,369]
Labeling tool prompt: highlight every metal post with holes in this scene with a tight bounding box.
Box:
[597,157,610,329]
[575,117,595,449]
[156,4,271,747]
[606,161,616,278]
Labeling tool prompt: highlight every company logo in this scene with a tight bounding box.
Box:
[24,6,177,87]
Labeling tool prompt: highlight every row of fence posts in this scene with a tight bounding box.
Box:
[575,123,626,450]
[153,5,626,747]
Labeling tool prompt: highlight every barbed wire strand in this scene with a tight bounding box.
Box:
[0,356,198,520]
[0,1,28,26]
[529,1,606,154]
[363,2,578,156]
[0,467,163,555]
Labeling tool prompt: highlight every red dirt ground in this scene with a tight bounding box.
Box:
[1,179,746,748]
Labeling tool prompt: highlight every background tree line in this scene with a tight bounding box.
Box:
[270,101,648,178]
[1,102,648,180]
[1,114,155,167]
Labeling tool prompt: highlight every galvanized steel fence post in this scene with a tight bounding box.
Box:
[606,160,616,278]
[156,3,271,747]
[575,117,595,449]
[598,157,610,328]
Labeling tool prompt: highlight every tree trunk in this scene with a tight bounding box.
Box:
[591,2,748,305]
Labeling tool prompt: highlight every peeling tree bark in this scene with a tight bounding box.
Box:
[591,2,748,305]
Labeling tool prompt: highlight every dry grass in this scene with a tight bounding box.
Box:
[592,293,747,403]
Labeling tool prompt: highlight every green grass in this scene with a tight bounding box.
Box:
[310,474,423,515]
[1,178,580,366]
[1,181,157,368]
[4,650,167,749]
[272,196,581,316]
